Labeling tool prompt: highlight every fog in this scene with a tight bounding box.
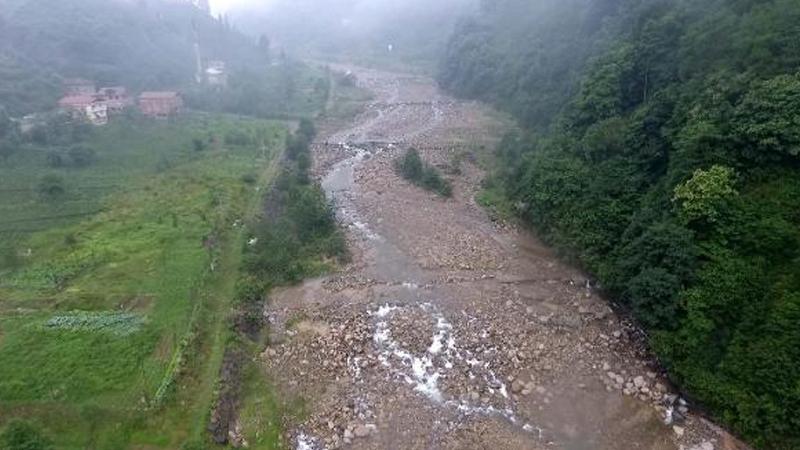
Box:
[224,0,479,65]
[209,0,270,15]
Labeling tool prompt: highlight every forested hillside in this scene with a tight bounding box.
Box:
[0,0,269,116]
[440,0,800,448]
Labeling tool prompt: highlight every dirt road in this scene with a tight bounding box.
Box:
[260,66,742,450]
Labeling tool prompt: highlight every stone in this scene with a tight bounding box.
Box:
[687,442,714,450]
[672,426,685,437]
[512,380,526,393]
[633,376,646,388]
[354,425,370,438]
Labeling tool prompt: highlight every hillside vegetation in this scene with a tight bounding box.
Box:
[0,113,290,448]
[0,1,341,447]
[440,0,800,448]
[0,0,327,118]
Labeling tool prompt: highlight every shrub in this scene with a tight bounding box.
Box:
[397,148,423,180]
[224,130,252,146]
[67,145,95,167]
[192,138,206,152]
[37,174,65,199]
[45,311,145,336]
[0,419,52,450]
[45,151,64,168]
[395,148,452,197]
[0,247,21,271]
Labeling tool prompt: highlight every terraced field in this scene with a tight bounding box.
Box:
[0,114,286,448]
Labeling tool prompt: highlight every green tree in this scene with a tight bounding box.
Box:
[672,165,738,226]
[733,74,800,161]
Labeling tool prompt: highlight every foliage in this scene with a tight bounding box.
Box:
[36,174,65,199]
[245,121,345,286]
[440,0,800,447]
[672,165,737,225]
[0,114,285,448]
[66,145,96,168]
[0,0,271,116]
[44,311,145,336]
[395,148,453,197]
[183,61,330,120]
[0,419,52,450]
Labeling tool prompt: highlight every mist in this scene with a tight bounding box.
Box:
[226,0,479,67]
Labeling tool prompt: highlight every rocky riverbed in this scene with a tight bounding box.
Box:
[258,65,747,450]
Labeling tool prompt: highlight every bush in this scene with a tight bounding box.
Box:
[397,148,423,180]
[67,145,95,167]
[45,151,64,168]
[0,247,21,271]
[37,174,65,199]
[192,138,206,152]
[395,148,452,197]
[0,419,52,450]
[224,130,252,146]
[0,139,17,161]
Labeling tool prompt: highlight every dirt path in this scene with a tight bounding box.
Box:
[260,66,744,450]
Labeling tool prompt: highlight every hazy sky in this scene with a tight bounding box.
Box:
[209,0,270,14]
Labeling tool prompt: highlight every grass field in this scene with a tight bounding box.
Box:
[0,113,287,448]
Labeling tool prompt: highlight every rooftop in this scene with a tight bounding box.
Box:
[139,91,180,99]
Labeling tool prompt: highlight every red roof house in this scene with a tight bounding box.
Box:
[97,86,132,112]
[57,95,108,125]
[58,95,96,111]
[138,92,183,118]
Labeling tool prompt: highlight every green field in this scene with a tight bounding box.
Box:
[0,114,287,448]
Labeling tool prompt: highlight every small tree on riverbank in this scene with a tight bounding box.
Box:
[396,148,452,197]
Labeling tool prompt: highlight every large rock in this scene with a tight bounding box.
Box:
[354,425,371,438]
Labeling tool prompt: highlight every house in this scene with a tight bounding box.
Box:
[63,78,96,96]
[57,95,108,125]
[138,91,183,118]
[97,86,128,101]
[85,103,109,126]
[96,86,132,113]
[205,61,227,87]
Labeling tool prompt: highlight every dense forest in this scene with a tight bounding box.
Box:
[440,0,800,448]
